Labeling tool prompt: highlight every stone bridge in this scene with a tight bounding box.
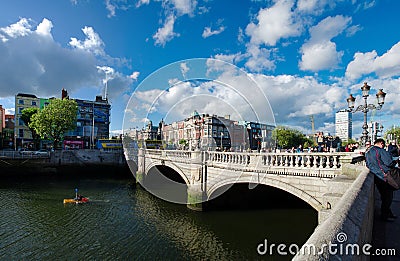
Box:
[125,148,359,223]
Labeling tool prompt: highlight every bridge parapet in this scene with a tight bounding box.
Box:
[206,151,351,178]
[133,149,361,215]
[146,149,192,164]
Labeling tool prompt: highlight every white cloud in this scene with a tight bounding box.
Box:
[35,18,53,38]
[105,0,117,18]
[153,15,179,46]
[180,62,189,78]
[0,18,31,42]
[0,18,133,101]
[345,25,362,37]
[250,74,347,124]
[299,15,351,71]
[136,0,150,8]
[170,0,197,16]
[245,0,301,46]
[300,41,344,71]
[244,44,276,72]
[296,0,336,15]
[213,53,245,65]
[346,41,400,80]
[345,51,376,80]
[69,26,105,56]
[129,71,140,80]
[202,26,225,38]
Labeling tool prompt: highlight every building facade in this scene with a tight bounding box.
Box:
[14,93,40,148]
[14,90,111,149]
[3,115,15,149]
[159,111,276,151]
[65,95,111,146]
[335,109,352,142]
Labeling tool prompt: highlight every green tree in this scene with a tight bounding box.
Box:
[272,126,309,149]
[30,99,78,149]
[179,139,188,149]
[341,138,357,147]
[21,107,40,149]
[385,126,400,144]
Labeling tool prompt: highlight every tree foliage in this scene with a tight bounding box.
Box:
[30,99,78,148]
[341,138,357,146]
[272,126,310,149]
[385,126,400,144]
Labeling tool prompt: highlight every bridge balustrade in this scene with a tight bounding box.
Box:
[142,149,354,178]
[262,153,342,169]
[207,151,343,169]
[207,151,250,165]
[146,149,192,163]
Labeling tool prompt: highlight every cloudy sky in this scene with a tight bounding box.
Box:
[1,0,400,138]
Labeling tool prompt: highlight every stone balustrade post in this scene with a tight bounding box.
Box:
[187,149,206,211]
[136,148,146,184]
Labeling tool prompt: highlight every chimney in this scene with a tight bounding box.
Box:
[62,88,68,100]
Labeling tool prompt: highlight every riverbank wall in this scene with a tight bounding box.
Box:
[1,150,130,176]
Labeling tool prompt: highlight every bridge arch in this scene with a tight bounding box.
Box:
[207,177,324,211]
[145,161,190,185]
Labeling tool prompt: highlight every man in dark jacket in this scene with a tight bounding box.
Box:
[365,138,397,221]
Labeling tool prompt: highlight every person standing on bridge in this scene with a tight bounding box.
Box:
[365,138,397,222]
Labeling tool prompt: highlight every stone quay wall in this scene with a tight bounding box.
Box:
[1,150,127,174]
[293,164,374,260]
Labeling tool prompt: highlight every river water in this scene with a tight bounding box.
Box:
[0,171,317,260]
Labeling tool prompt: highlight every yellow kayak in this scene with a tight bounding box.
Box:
[63,197,89,204]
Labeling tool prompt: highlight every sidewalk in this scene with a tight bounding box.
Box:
[371,189,400,260]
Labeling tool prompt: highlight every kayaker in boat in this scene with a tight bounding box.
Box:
[75,194,84,201]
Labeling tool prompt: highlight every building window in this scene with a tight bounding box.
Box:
[19,129,24,138]
[18,107,24,114]
[32,101,37,106]
[18,99,24,105]
[19,119,25,126]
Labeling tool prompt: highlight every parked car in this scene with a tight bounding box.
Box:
[19,148,34,155]
[33,149,49,156]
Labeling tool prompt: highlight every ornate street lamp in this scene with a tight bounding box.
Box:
[346,82,386,146]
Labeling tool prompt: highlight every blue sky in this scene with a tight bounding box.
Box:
[1,0,400,139]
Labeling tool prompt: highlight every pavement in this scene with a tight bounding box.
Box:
[371,189,400,260]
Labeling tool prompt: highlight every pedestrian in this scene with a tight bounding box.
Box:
[365,138,397,221]
[388,141,399,158]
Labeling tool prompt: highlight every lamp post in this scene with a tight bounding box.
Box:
[346,82,386,147]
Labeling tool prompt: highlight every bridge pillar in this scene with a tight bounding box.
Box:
[187,150,206,211]
[136,148,146,184]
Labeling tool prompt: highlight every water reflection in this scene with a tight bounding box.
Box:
[0,173,317,260]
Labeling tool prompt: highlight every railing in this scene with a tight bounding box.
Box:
[0,150,50,159]
[142,149,358,178]
[207,151,347,168]
[208,151,250,165]
[145,149,191,163]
